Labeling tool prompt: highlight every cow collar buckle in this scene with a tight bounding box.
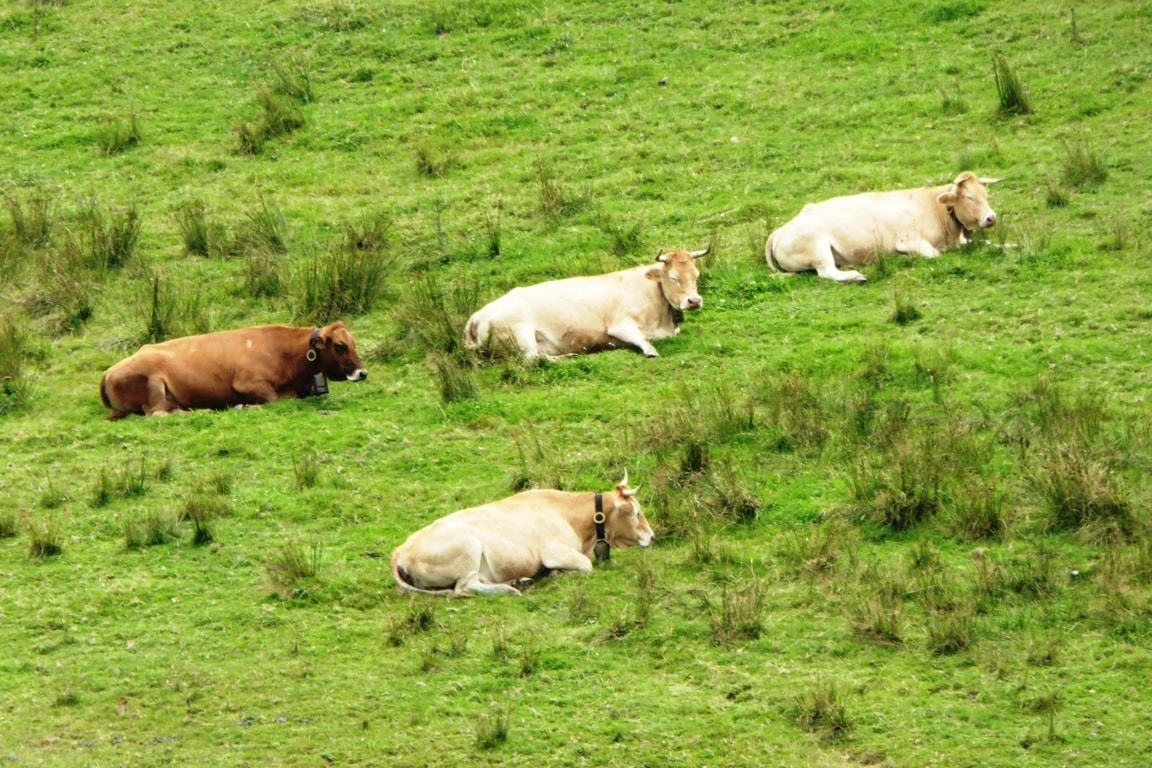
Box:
[946,206,973,240]
[593,493,610,562]
[307,329,329,396]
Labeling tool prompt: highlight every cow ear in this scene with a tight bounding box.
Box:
[937,187,959,206]
[312,330,327,349]
[645,265,663,281]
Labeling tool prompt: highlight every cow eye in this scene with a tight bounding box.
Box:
[669,275,680,284]
[966,195,975,202]
[335,343,348,354]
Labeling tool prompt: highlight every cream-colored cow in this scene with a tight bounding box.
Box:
[390,475,653,596]
[464,248,708,359]
[766,172,1000,282]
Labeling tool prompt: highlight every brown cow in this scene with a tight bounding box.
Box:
[99,322,367,419]
[464,247,708,359]
[391,474,653,596]
[766,172,1000,282]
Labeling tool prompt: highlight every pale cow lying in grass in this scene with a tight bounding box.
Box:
[766,172,1000,282]
[390,474,653,596]
[463,247,708,359]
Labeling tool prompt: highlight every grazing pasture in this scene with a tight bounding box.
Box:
[2,0,1151,765]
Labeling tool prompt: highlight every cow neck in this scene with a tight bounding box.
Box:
[592,493,610,562]
[306,328,329,396]
[655,277,684,326]
[945,206,973,241]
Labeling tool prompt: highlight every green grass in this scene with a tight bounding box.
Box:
[2,1,1152,765]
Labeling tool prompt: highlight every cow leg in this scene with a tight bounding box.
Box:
[896,239,941,258]
[606,321,659,358]
[808,238,867,282]
[458,575,523,596]
[511,324,540,360]
[143,376,183,417]
[540,545,594,574]
[232,380,278,406]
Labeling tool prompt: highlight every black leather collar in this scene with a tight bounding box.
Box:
[593,494,610,562]
[947,206,973,239]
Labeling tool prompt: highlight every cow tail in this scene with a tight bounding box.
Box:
[765,231,783,273]
[390,549,466,598]
[463,313,483,349]
[99,373,112,410]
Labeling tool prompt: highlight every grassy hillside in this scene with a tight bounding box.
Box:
[2,0,1151,765]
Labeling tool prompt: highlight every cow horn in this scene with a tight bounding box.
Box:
[689,246,711,259]
[979,177,1003,185]
[655,250,667,263]
[622,486,638,498]
[619,470,629,488]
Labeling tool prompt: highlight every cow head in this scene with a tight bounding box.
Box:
[606,472,654,548]
[312,321,368,382]
[647,247,707,312]
[938,172,999,232]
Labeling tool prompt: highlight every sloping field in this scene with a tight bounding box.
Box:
[2,1,1151,765]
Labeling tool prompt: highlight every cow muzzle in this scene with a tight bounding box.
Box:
[682,295,703,311]
[981,211,997,228]
[348,368,368,382]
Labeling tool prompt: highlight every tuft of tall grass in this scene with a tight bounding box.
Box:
[946,481,1010,542]
[234,86,306,155]
[399,274,483,359]
[1027,687,1064,742]
[791,680,852,740]
[267,539,324,598]
[174,199,211,257]
[294,452,321,489]
[849,590,904,646]
[0,314,34,413]
[432,353,477,403]
[290,241,393,322]
[474,705,512,750]
[76,200,141,271]
[779,521,851,579]
[23,242,95,336]
[1031,443,1135,542]
[992,53,1032,117]
[5,191,53,249]
[1061,141,1107,188]
[413,140,454,178]
[141,275,175,344]
[91,460,151,507]
[757,373,830,454]
[534,159,591,220]
[240,247,287,298]
[1045,179,1070,208]
[939,88,969,115]
[240,195,290,254]
[342,210,391,255]
[480,197,502,258]
[708,579,766,647]
[28,518,63,559]
[124,511,180,550]
[95,110,143,155]
[890,288,922,326]
[0,510,17,539]
[849,432,949,533]
[269,51,314,104]
[181,493,231,546]
[926,608,975,655]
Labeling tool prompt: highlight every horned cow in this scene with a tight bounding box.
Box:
[390,474,653,597]
[464,247,709,359]
[99,321,367,419]
[766,172,1000,282]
